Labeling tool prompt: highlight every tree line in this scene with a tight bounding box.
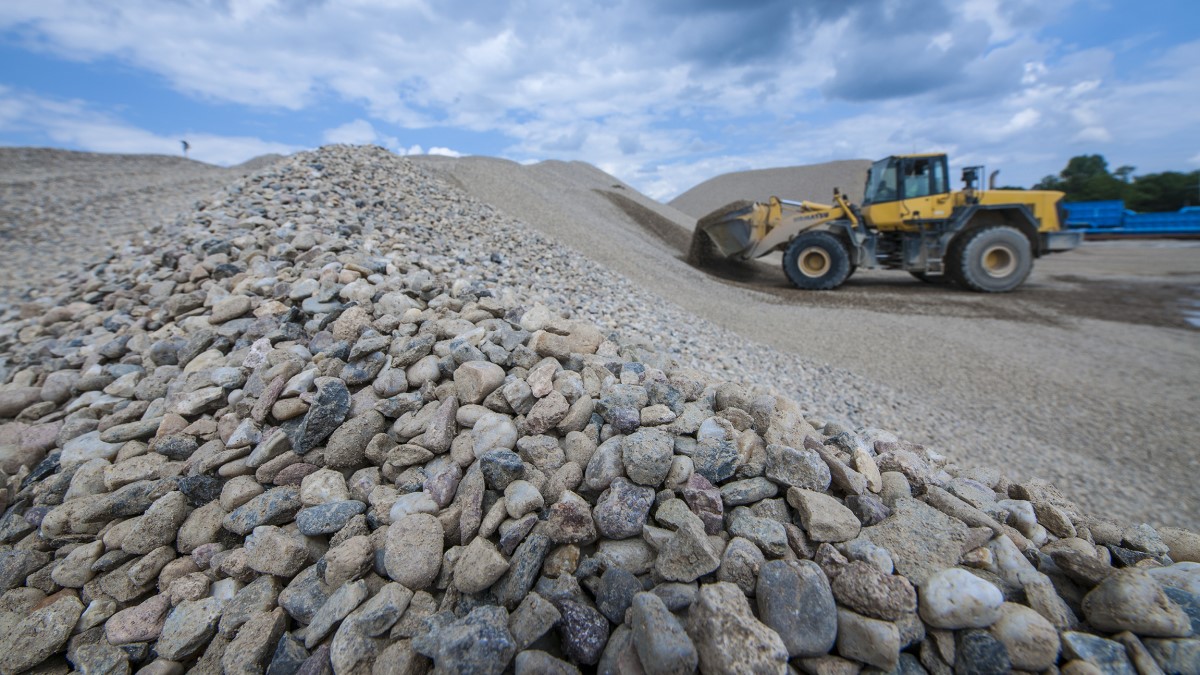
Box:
[1030,155,1199,212]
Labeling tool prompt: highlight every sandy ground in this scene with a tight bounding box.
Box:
[417,155,1200,527]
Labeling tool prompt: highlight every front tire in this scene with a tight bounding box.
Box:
[952,226,1033,293]
[782,232,851,290]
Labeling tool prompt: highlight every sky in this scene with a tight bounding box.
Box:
[0,0,1198,200]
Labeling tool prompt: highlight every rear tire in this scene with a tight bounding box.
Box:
[952,226,1032,292]
[782,232,851,290]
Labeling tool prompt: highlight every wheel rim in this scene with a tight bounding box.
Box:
[981,244,1017,278]
[798,247,831,277]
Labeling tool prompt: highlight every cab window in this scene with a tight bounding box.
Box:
[864,158,899,204]
[901,156,950,199]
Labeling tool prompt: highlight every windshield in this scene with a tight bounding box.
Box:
[864,158,898,204]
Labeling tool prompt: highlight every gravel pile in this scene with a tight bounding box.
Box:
[668,160,873,219]
[0,148,275,303]
[0,145,1196,674]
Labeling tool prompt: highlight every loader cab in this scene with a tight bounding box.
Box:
[862,154,950,205]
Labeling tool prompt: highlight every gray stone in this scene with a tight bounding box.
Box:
[413,605,515,675]
[1081,568,1193,637]
[787,488,860,543]
[861,497,970,585]
[245,525,310,578]
[555,598,610,666]
[295,500,366,536]
[630,592,698,675]
[278,565,333,624]
[955,628,1012,675]
[692,437,738,484]
[720,477,778,506]
[224,486,303,535]
[764,444,831,491]
[655,519,721,583]
[157,596,224,661]
[480,449,525,490]
[727,513,789,558]
[1060,632,1137,675]
[835,608,900,671]
[514,650,579,675]
[223,608,287,675]
[596,566,642,624]
[494,532,552,609]
[288,378,350,454]
[622,428,673,487]
[594,476,655,539]
[220,575,282,637]
[509,592,561,651]
[1143,637,1200,675]
[757,559,837,658]
[717,536,765,595]
[346,582,412,637]
[305,579,368,648]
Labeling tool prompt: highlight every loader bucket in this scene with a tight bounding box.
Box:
[688,200,762,263]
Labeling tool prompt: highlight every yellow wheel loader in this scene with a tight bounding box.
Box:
[689,153,1083,292]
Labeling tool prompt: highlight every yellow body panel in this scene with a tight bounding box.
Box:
[863,189,1065,233]
[977,189,1065,232]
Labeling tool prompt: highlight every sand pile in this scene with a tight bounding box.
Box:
[0,146,1196,674]
[668,160,873,219]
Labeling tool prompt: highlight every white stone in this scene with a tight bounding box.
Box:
[988,602,1061,671]
[389,492,439,523]
[919,567,1004,629]
[472,412,518,457]
[505,480,545,518]
[301,468,351,506]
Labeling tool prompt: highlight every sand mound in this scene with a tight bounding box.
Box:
[669,160,872,219]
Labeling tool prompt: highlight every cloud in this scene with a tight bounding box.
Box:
[323,119,383,145]
[0,0,1196,201]
[0,87,300,165]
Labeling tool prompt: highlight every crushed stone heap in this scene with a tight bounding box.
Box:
[0,145,1197,674]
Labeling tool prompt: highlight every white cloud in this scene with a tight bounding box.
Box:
[0,87,300,165]
[0,1,1196,199]
[323,119,381,145]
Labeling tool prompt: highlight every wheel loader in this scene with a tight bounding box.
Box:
[688,153,1083,292]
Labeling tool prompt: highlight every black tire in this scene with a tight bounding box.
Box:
[782,231,851,290]
[910,271,950,284]
[952,226,1033,293]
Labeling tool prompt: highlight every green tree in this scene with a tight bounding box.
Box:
[1035,155,1128,203]
[1036,154,1200,211]
[1126,171,1200,212]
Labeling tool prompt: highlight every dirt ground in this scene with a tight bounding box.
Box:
[693,242,1200,331]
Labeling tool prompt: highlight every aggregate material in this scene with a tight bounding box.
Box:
[0,145,1195,674]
